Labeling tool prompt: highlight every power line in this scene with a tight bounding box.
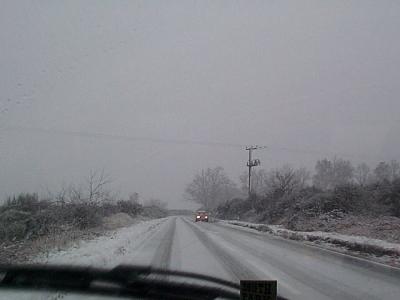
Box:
[1,126,387,161]
[2,126,246,148]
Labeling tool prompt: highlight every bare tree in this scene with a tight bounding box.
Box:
[374,161,391,182]
[143,198,168,209]
[87,169,112,202]
[185,167,238,210]
[63,170,112,203]
[389,160,400,182]
[68,183,84,203]
[295,167,311,189]
[373,160,400,183]
[313,159,333,190]
[128,192,140,203]
[239,166,310,197]
[313,158,353,190]
[55,185,68,203]
[266,165,304,195]
[355,163,370,186]
[239,169,268,195]
[332,158,354,186]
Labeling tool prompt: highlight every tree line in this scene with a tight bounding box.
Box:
[185,158,400,213]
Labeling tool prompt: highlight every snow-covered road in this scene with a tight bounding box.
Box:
[4,216,400,300]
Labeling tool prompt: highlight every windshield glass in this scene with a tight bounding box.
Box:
[1,1,400,300]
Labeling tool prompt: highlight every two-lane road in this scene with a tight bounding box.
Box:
[142,216,400,300]
[26,216,400,300]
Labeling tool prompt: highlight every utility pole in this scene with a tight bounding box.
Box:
[246,146,262,196]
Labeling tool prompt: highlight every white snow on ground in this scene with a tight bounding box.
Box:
[34,217,169,267]
[3,217,400,300]
[0,218,170,300]
[221,220,400,258]
[169,217,233,280]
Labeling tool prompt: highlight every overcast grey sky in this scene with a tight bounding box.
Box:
[1,1,399,208]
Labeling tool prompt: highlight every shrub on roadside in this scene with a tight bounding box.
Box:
[216,180,400,233]
[390,179,400,217]
[0,193,146,244]
[216,198,251,220]
[0,209,31,241]
[141,205,167,219]
[116,200,142,216]
[69,203,103,229]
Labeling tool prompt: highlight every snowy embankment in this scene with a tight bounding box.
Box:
[34,217,168,267]
[220,220,400,265]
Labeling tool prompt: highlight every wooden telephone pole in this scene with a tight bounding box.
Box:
[246,146,261,196]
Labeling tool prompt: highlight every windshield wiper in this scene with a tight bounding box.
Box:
[0,264,240,300]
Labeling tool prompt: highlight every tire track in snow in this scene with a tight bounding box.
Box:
[208,223,358,300]
[150,216,177,269]
[182,218,258,281]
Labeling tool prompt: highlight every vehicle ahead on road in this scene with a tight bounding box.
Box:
[195,211,209,222]
[0,264,283,300]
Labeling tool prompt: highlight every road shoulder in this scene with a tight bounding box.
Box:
[219,219,400,270]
